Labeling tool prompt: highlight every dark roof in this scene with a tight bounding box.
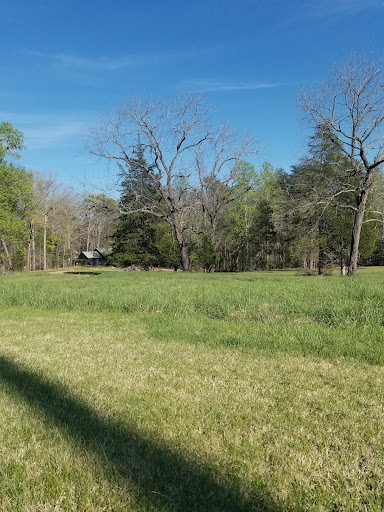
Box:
[78,248,106,260]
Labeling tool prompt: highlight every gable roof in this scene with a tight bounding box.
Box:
[78,248,106,260]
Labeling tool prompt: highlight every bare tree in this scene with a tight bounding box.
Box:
[33,173,57,271]
[300,55,384,275]
[87,96,255,270]
[195,124,256,251]
[49,192,85,267]
[80,194,118,251]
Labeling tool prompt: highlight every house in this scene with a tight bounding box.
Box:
[77,248,107,266]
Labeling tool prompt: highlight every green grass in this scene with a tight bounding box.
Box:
[0,268,383,511]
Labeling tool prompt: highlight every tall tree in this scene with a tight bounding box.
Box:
[0,123,33,271]
[0,163,34,270]
[33,173,58,271]
[88,96,255,270]
[281,124,378,274]
[301,55,384,275]
[195,127,256,256]
[281,125,352,273]
[110,141,162,268]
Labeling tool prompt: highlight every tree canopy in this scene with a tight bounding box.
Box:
[3,57,384,274]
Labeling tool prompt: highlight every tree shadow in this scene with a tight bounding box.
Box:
[0,355,283,512]
[64,271,101,276]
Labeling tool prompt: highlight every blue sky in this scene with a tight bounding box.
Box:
[1,0,384,189]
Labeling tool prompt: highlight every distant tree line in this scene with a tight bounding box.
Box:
[0,122,118,273]
[2,55,384,274]
[107,131,382,274]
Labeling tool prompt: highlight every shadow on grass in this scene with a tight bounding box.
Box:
[64,271,102,276]
[0,355,282,512]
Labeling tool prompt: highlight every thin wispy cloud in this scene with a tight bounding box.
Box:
[28,50,143,72]
[27,46,216,73]
[24,123,87,150]
[0,111,94,150]
[181,79,285,93]
[280,0,384,28]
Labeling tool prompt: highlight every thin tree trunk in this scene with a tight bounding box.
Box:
[97,223,102,248]
[86,219,91,251]
[281,243,285,269]
[43,213,47,271]
[31,224,36,271]
[26,241,31,271]
[68,232,72,266]
[318,246,326,275]
[27,222,32,271]
[1,238,13,271]
[318,220,326,276]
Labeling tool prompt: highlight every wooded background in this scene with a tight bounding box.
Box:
[2,56,384,275]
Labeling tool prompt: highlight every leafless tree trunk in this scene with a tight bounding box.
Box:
[31,223,35,271]
[86,219,91,251]
[26,221,36,271]
[1,238,13,271]
[26,241,31,271]
[43,212,47,270]
[33,173,58,271]
[301,55,384,275]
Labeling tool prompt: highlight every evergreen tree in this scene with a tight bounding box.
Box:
[282,124,377,274]
[110,141,181,269]
[110,142,158,268]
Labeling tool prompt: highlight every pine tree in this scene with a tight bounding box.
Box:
[110,141,180,269]
[284,124,377,274]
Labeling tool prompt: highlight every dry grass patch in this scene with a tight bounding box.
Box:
[0,305,383,511]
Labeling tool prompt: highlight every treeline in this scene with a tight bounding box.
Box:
[1,119,383,274]
[3,56,384,274]
[109,132,383,274]
[92,54,384,276]
[0,122,117,273]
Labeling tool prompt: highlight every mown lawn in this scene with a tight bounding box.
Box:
[0,268,383,511]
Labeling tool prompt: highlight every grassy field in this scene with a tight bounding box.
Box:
[0,268,383,511]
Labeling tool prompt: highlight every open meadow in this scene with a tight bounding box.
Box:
[0,268,383,511]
